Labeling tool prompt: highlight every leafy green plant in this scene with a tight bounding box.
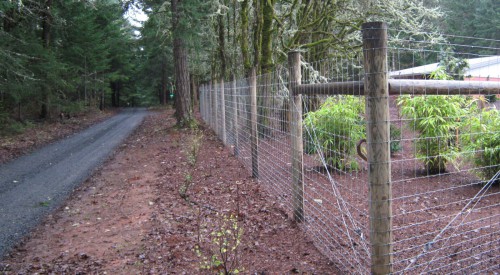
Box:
[431,50,469,80]
[195,213,243,275]
[38,201,51,207]
[485,94,497,103]
[179,130,203,201]
[59,100,87,117]
[429,66,453,80]
[0,117,34,136]
[304,95,365,171]
[390,124,402,154]
[187,130,203,166]
[463,109,500,184]
[397,95,472,174]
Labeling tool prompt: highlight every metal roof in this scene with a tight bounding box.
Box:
[390,56,500,79]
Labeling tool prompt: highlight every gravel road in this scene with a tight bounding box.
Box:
[0,108,149,258]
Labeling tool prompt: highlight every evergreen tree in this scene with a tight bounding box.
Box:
[0,0,141,129]
[442,0,500,55]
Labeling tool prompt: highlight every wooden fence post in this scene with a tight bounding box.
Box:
[220,78,226,144]
[288,51,304,222]
[232,75,239,156]
[250,68,259,178]
[200,84,204,119]
[362,21,393,275]
[209,80,214,128]
[204,84,207,118]
[213,79,219,135]
[205,85,208,121]
[205,85,209,121]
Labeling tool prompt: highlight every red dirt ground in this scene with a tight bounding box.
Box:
[0,109,116,165]
[0,107,337,274]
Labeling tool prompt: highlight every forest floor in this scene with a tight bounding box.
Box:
[0,109,117,165]
[0,107,336,274]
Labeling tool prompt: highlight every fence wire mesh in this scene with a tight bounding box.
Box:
[388,30,500,274]
[199,27,499,274]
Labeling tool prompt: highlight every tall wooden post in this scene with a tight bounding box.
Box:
[204,85,208,120]
[362,22,393,275]
[200,84,204,119]
[220,78,226,144]
[232,75,239,156]
[250,68,259,178]
[193,77,199,111]
[288,52,304,222]
[204,85,208,121]
[209,80,214,128]
[213,79,219,135]
[204,85,207,118]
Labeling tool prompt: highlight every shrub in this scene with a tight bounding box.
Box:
[0,105,33,136]
[60,101,87,116]
[390,124,402,154]
[304,95,365,171]
[463,109,500,184]
[195,213,243,274]
[397,95,471,174]
[485,94,497,103]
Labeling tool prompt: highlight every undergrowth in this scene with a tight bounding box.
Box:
[195,213,243,275]
[178,127,204,200]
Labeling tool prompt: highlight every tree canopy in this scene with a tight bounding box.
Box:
[1,0,498,129]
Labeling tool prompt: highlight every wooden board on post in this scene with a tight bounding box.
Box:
[250,68,259,178]
[288,51,304,222]
[362,21,393,275]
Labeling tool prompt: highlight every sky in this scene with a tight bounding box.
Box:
[125,3,148,28]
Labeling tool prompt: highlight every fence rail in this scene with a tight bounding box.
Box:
[296,79,500,95]
[199,21,500,274]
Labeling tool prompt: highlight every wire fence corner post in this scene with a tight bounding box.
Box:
[288,51,304,222]
[231,74,239,156]
[220,77,226,144]
[250,67,259,178]
[362,21,393,275]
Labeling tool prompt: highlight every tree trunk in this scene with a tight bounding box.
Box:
[3,6,19,32]
[240,0,251,77]
[257,0,275,138]
[171,0,192,126]
[260,0,275,74]
[252,0,263,70]
[40,0,53,119]
[41,0,52,49]
[218,11,226,77]
[111,81,121,107]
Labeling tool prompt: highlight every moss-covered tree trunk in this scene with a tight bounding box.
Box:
[172,0,192,127]
[252,0,263,70]
[258,0,276,138]
[260,0,275,74]
[240,0,251,78]
[218,9,227,78]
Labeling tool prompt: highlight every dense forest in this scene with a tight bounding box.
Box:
[1,0,499,130]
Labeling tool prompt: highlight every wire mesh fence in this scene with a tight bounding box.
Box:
[199,22,500,274]
[388,29,500,274]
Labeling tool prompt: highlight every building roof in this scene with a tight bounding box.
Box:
[390,55,500,79]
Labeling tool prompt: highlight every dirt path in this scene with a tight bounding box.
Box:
[0,109,149,258]
[0,108,337,274]
[0,109,116,165]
